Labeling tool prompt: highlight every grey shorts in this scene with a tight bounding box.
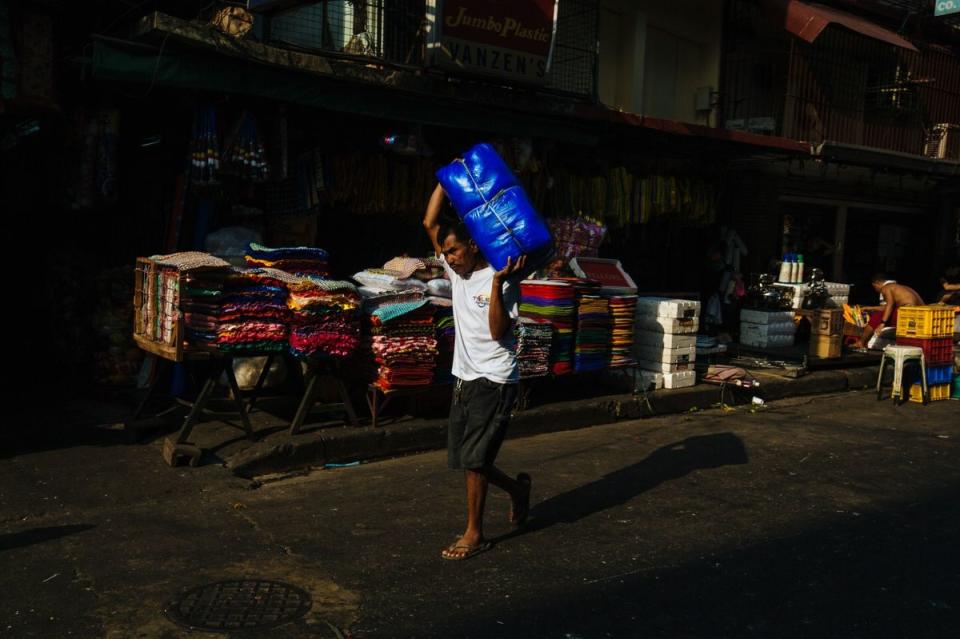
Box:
[448,377,518,470]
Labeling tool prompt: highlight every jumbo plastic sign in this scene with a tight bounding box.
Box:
[425,0,558,84]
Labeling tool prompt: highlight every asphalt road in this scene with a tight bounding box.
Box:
[1,391,958,638]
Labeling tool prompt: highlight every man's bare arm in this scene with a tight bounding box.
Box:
[422,184,445,255]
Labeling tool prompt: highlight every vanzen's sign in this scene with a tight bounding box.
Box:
[426,0,558,84]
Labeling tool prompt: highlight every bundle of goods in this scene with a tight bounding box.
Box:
[516,318,553,378]
[190,105,220,184]
[895,305,956,403]
[383,256,445,282]
[217,269,290,353]
[574,293,610,372]
[549,216,606,262]
[136,252,231,355]
[366,301,438,391]
[181,269,229,349]
[437,143,553,272]
[245,243,330,278]
[434,304,456,383]
[222,111,269,181]
[607,296,638,367]
[287,278,361,359]
[739,309,797,349]
[633,297,700,389]
[519,280,576,375]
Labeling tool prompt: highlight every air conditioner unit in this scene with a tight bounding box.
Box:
[924,123,960,160]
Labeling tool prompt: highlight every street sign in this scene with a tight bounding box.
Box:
[935,0,960,17]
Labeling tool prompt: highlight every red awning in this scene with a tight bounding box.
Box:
[781,0,918,51]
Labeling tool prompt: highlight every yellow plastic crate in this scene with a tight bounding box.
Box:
[909,383,951,403]
[896,306,955,339]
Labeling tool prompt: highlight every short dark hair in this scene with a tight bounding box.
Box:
[437,218,472,247]
[871,272,890,283]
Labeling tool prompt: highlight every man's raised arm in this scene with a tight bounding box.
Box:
[423,183,445,255]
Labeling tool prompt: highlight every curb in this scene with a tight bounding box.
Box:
[226,367,879,478]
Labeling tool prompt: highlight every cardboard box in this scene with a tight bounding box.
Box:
[808,309,844,335]
[809,334,842,359]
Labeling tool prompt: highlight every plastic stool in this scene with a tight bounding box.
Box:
[876,345,928,403]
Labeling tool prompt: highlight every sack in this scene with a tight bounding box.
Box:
[437,143,553,272]
[436,143,519,216]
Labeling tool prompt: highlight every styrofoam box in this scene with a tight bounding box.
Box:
[740,309,796,325]
[824,282,851,297]
[635,297,700,319]
[740,333,795,348]
[634,315,699,335]
[633,330,696,349]
[740,322,796,342]
[633,343,696,364]
[664,370,696,389]
[635,359,695,374]
[636,370,664,392]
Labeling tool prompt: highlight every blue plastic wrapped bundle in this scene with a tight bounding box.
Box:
[437,143,553,272]
[436,143,519,215]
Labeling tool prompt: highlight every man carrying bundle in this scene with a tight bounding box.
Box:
[423,183,532,561]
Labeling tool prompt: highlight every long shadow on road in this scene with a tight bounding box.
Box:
[496,432,749,541]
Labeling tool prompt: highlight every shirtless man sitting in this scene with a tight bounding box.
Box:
[855,273,924,349]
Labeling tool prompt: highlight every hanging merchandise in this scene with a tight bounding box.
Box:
[549,216,607,263]
[222,110,269,182]
[190,105,220,185]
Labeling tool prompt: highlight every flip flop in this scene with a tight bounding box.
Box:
[441,541,492,561]
[510,473,532,526]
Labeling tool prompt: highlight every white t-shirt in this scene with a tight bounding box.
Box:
[442,258,519,384]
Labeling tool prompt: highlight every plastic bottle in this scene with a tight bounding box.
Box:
[778,254,791,283]
[796,254,804,283]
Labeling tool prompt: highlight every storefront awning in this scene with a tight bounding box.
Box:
[89,39,599,146]
[779,0,918,51]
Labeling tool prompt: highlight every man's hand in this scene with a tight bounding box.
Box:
[493,255,528,283]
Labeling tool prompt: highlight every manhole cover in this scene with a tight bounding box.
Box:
[165,579,312,631]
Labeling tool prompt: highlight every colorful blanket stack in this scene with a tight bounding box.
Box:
[519,280,576,375]
[573,294,610,372]
[366,301,438,391]
[244,243,330,278]
[287,278,361,359]
[182,270,228,349]
[217,269,290,353]
[516,318,553,378]
[607,296,638,367]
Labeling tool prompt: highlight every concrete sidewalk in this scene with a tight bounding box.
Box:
[187,365,884,478]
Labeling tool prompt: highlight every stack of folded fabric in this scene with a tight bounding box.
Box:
[607,295,638,367]
[366,301,438,390]
[519,280,576,375]
[244,242,330,277]
[383,256,445,282]
[181,269,229,349]
[287,278,361,359]
[433,303,456,383]
[516,318,553,378]
[573,294,610,372]
[217,268,290,353]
